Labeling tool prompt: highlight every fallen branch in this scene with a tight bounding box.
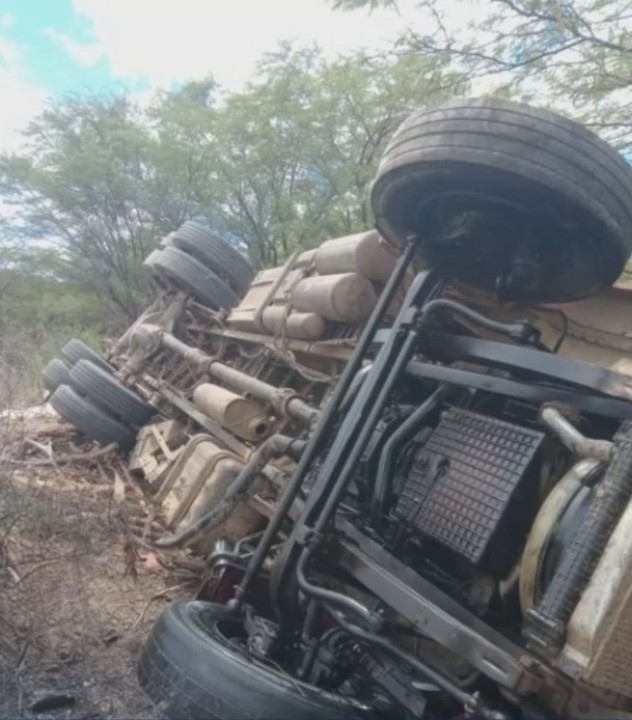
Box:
[24,438,62,478]
[25,438,57,464]
[4,443,117,467]
[130,583,186,631]
[6,566,21,584]
[13,554,89,585]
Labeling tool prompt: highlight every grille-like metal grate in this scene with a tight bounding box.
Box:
[395,408,544,566]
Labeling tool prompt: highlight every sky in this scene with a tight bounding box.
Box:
[0,0,421,152]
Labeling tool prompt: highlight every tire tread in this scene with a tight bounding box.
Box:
[69,359,154,427]
[152,246,239,310]
[173,221,254,295]
[50,384,136,450]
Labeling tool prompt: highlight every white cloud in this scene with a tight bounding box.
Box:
[45,27,104,67]
[0,33,47,154]
[71,0,421,89]
[0,13,15,28]
[0,69,47,149]
[0,31,21,67]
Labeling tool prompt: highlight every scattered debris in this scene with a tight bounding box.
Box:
[0,402,189,718]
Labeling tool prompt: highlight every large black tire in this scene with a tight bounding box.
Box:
[42,358,71,392]
[69,360,154,427]
[61,338,112,373]
[371,97,632,303]
[138,601,374,720]
[149,246,239,310]
[49,384,136,451]
[143,249,164,271]
[172,221,255,295]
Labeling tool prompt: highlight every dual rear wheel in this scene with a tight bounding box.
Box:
[144,221,254,310]
[45,339,154,452]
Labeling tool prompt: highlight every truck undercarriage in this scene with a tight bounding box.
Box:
[45,97,632,718]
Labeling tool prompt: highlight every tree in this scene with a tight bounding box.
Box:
[333,0,632,150]
[195,45,466,265]
[0,87,233,318]
[0,44,465,317]
[1,95,160,318]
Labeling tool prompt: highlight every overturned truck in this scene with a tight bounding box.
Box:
[48,223,404,550]
[46,98,632,718]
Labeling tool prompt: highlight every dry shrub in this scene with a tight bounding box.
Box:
[0,349,44,413]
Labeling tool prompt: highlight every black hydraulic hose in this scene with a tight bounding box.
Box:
[329,606,469,703]
[154,434,305,550]
[422,298,539,344]
[370,386,447,525]
[262,272,444,621]
[313,328,421,534]
[287,329,424,637]
[327,607,510,719]
[205,531,266,573]
[529,304,568,353]
[296,548,382,630]
[299,622,341,681]
[232,240,419,606]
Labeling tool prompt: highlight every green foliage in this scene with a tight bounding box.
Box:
[0,43,465,400]
[1,95,172,319]
[0,247,109,402]
[333,0,632,149]
[142,45,465,267]
[1,45,465,317]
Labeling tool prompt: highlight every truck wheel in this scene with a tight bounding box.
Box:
[172,221,255,295]
[42,358,71,392]
[50,384,136,451]
[61,338,112,373]
[372,97,632,303]
[69,360,155,427]
[149,246,239,310]
[138,601,374,720]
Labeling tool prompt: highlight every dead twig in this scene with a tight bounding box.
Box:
[24,438,63,479]
[0,515,21,549]
[112,471,126,504]
[97,459,112,482]
[5,566,21,584]
[116,458,135,487]
[130,583,187,631]
[4,442,117,467]
[15,637,30,674]
[24,438,58,466]
[13,554,88,586]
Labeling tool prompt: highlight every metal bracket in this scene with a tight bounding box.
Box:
[336,519,543,696]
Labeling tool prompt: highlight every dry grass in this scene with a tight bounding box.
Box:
[0,402,188,718]
[0,354,46,412]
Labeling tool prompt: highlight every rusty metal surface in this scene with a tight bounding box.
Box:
[556,284,632,354]
[447,282,632,369]
[561,484,632,698]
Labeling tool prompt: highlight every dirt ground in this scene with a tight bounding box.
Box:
[0,408,193,719]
